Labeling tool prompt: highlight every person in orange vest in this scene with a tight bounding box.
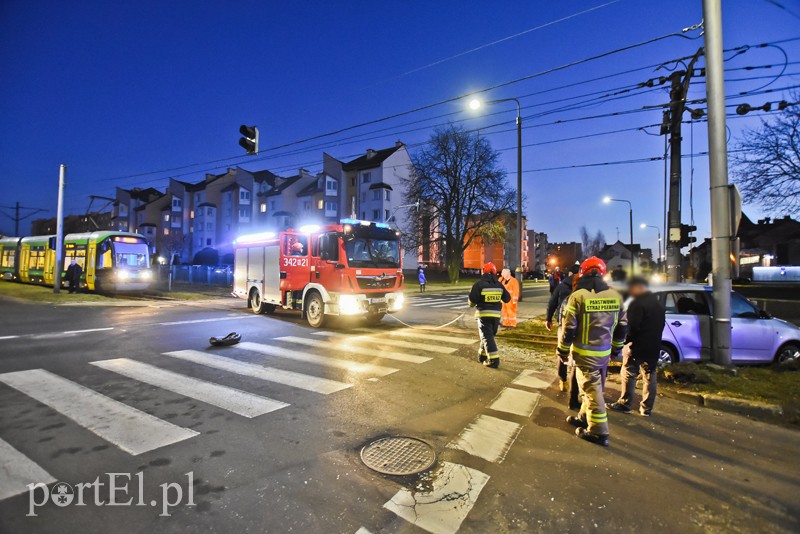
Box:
[500,268,520,328]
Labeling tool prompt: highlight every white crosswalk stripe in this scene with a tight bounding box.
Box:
[0,437,56,501]
[237,342,399,376]
[381,330,476,345]
[313,331,456,354]
[275,336,431,364]
[488,388,541,417]
[447,415,522,463]
[0,369,198,455]
[162,350,351,394]
[90,358,289,418]
[407,294,469,310]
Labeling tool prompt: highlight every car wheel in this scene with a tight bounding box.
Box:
[775,343,800,365]
[305,291,326,328]
[658,344,678,368]
[250,288,268,314]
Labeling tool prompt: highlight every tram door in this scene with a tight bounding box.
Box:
[85,243,96,290]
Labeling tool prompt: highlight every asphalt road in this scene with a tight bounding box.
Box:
[0,291,798,533]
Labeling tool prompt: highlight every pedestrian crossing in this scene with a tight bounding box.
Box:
[406,293,471,310]
[0,327,475,502]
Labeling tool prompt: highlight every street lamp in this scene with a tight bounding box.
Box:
[640,223,663,272]
[603,196,634,274]
[469,96,524,299]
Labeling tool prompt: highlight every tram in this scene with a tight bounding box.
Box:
[0,231,152,292]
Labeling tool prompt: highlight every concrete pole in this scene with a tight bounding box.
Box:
[516,107,524,301]
[703,0,732,366]
[666,73,684,282]
[628,206,634,274]
[53,164,66,294]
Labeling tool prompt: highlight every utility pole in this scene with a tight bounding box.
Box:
[0,202,45,236]
[703,0,733,366]
[665,49,703,282]
[53,164,66,294]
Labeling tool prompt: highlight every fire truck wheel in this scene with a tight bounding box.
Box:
[249,288,269,314]
[305,291,326,328]
[365,313,385,326]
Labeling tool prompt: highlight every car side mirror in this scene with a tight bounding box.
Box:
[759,309,772,319]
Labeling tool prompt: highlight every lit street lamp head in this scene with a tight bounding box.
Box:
[602,196,612,204]
[640,223,647,229]
[468,99,481,110]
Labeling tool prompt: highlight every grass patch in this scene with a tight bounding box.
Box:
[660,362,800,406]
[0,282,115,304]
[496,316,557,351]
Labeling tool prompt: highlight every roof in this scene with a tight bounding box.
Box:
[196,202,216,208]
[262,175,302,197]
[342,145,402,171]
[296,179,323,197]
[221,183,239,193]
[252,169,279,187]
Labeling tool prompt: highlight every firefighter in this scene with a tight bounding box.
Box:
[469,263,511,368]
[557,257,626,447]
[291,242,305,256]
[500,268,520,328]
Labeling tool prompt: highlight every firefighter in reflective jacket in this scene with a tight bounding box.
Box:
[469,263,511,368]
[557,257,626,446]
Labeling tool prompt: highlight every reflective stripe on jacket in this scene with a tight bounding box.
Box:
[558,278,627,358]
[469,273,511,318]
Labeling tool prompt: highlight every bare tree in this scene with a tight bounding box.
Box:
[580,226,606,258]
[404,125,514,282]
[731,95,800,215]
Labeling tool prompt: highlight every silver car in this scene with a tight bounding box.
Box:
[640,284,800,366]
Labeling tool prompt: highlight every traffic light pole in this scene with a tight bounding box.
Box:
[703,0,733,366]
[53,164,66,294]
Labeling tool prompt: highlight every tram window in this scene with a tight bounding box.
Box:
[97,249,112,269]
[1,249,15,268]
[29,248,45,270]
[112,241,148,268]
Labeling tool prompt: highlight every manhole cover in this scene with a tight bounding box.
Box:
[360,436,436,476]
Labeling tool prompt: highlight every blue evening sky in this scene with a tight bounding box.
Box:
[1,0,799,255]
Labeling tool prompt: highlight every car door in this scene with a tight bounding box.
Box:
[730,292,774,363]
[662,291,712,362]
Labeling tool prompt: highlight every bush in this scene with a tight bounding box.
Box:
[192,248,219,266]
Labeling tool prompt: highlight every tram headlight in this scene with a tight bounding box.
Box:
[117,270,130,280]
[141,270,152,280]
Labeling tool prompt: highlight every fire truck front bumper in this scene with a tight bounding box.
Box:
[330,292,404,316]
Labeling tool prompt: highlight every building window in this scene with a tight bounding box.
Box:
[206,238,212,246]
[351,177,356,187]
[119,204,128,216]
[270,201,276,210]
[325,201,337,212]
[326,179,337,191]
[360,192,367,203]
[207,208,213,216]
[303,201,311,210]
[240,190,250,201]
[317,199,324,210]
[163,228,169,236]
[385,190,391,201]
[189,210,194,219]
[239,208,249,218]
[172,198,182,210]
[372,190,381,201]
[372,209,379,220]
[362,172,371,184]
[260,203,266,213]
[361,211,366,220]
[163,213,170,222]
[207,223,212,231]
[385,209,390,221]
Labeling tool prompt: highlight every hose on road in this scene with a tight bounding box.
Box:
[385,312,466,330]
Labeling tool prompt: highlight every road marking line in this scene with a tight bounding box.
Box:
[383,461,490,534]
[0,437,57,502]
[0,369,197,455]
[90,358,288,418]
[452,305,470,309]
[355,529,372,534]
[447,414,522,464]
[428,302,467,309]
[162,350,351,394]
[275,336,431,364]
[384,330,476,345]
[312,332,456,354]
[237,342,398,376]
[62,327,115,335]
[511,370,553,390]
[488,388,541,417]
[157,315,259,326]
[0,335,20,340]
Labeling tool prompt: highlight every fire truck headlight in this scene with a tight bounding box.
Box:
[390,294,404,311]
[339,295,362,315]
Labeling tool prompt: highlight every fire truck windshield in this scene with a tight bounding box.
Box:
[345,237,400,268]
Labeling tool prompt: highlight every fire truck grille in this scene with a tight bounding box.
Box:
[356,276,397,290]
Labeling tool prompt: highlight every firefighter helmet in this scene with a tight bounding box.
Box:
[291,242,305,253]
[580,256,607,276]
[483,262,497,275]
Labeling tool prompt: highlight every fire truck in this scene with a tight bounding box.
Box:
[232,220,405,327]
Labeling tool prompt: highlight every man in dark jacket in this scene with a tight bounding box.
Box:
[66,260,83,294]
[546,263,581,405]
[469,262,511,368]
[610,276,666,416]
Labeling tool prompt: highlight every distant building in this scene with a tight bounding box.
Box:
[598,240,652,275]
[546,242,583,272]
[31,211,114,235]
[527,231,547,273]
[462,213,528,272]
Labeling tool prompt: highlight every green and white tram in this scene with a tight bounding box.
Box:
[0,231,152,292]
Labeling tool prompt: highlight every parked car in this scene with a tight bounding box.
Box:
[641,284,800,367]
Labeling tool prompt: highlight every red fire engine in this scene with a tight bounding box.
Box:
[232,220,405,327]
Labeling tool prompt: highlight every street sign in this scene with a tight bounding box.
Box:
[729,184,742,237]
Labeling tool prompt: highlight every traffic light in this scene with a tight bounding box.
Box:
[679,224,697,248]
[239,125,259,155]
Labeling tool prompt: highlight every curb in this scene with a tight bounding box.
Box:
[660,387,784,420]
